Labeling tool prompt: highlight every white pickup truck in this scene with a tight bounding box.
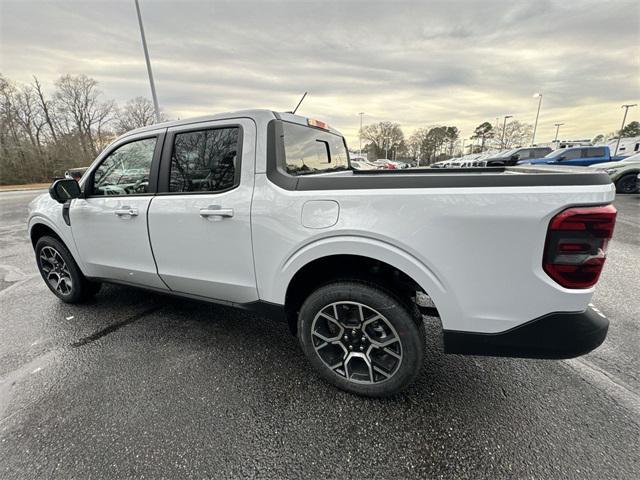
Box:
[28,110,617,396]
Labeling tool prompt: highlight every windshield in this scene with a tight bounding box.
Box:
[496,148,518,158]
[282,122,350,176]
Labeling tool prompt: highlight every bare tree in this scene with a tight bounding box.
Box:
[33,76,58,143]
[116,96,164,134]
[360,121,404,159]
[492,120,533,149]
[54,74,115,157]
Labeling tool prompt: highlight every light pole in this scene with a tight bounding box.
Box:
[501,115,512,149]
[134,0,161,123]
[358,112,364,156]
[531,93,543,146]
[553,123,564,144]
[614,104,637,156]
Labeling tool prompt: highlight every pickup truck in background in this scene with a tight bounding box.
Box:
[28,110,617,397]
[590,152,640,193]
[483,146,552,166]
[519,145,621,167]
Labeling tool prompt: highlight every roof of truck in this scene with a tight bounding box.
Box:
[120,109,343,138]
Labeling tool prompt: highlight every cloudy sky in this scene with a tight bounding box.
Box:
[1,0,638,146]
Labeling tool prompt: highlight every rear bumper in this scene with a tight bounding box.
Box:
[443,307,608,359]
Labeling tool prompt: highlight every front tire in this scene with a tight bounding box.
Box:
[298,281,426,397]
[615,173,639,194]
[35,235,101,303]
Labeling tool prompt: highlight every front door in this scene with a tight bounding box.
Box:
[147,119,258,303]
[70,132,168,290]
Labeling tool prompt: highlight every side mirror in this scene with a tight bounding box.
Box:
[49,179,81,204]
[511,154,520,160]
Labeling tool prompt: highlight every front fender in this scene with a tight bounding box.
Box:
[28,195,88,275]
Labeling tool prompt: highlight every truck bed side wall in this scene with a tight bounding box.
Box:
[251,176,615,334]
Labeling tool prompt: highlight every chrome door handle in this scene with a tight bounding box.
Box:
[115,207,139,217]
[199,206,234,218]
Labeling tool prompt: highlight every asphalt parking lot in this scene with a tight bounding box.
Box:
[1,190,638,479]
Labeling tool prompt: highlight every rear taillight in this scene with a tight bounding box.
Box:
[543,205,617,289]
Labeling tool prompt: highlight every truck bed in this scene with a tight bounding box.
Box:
[275,165,612,191]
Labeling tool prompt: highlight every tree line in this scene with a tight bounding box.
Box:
[360,119,639,165]
[2,72,638,183]
[359,119,537,165]
[0,73,162,185]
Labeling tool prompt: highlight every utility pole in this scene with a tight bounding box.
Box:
[358,112,364,156]
[531,93,543,146]
[614,104,637,156]
[134,0,161,123]
[554,123,564,144]
[501,115,513,149]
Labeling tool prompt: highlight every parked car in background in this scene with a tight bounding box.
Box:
[484,147,552,166]
[520,146,620,167]
[350,160,379,170]
[64,167,89,181]
[373,159,398,169]
[391,161,410,169]
[590,152,640,194]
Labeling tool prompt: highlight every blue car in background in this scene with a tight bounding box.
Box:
[518,146,621,167]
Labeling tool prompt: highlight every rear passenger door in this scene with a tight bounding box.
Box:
[147,119,258,303]
[582,147,608,166]
[555,148,583,165]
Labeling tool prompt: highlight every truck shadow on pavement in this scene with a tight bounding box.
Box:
[66,283,581,411]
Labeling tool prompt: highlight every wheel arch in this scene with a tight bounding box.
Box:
[28,218,88,275]
[277,236,454,334]
[615,170,640,185]
[30,221,64,247]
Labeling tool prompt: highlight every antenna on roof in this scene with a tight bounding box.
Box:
[291,92,308,115]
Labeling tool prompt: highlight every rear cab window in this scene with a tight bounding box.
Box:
[282,122,349,176]
[586,147,606,158]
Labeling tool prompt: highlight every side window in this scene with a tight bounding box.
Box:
[169,127,240,193]
[92,138,156,196]
[562,149,582,160]
[586,147,606,158]
[517,149,532,160]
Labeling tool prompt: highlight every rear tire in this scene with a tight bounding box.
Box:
[615,173,639,194]
[298,281,425,397]
[35,235,101,303]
